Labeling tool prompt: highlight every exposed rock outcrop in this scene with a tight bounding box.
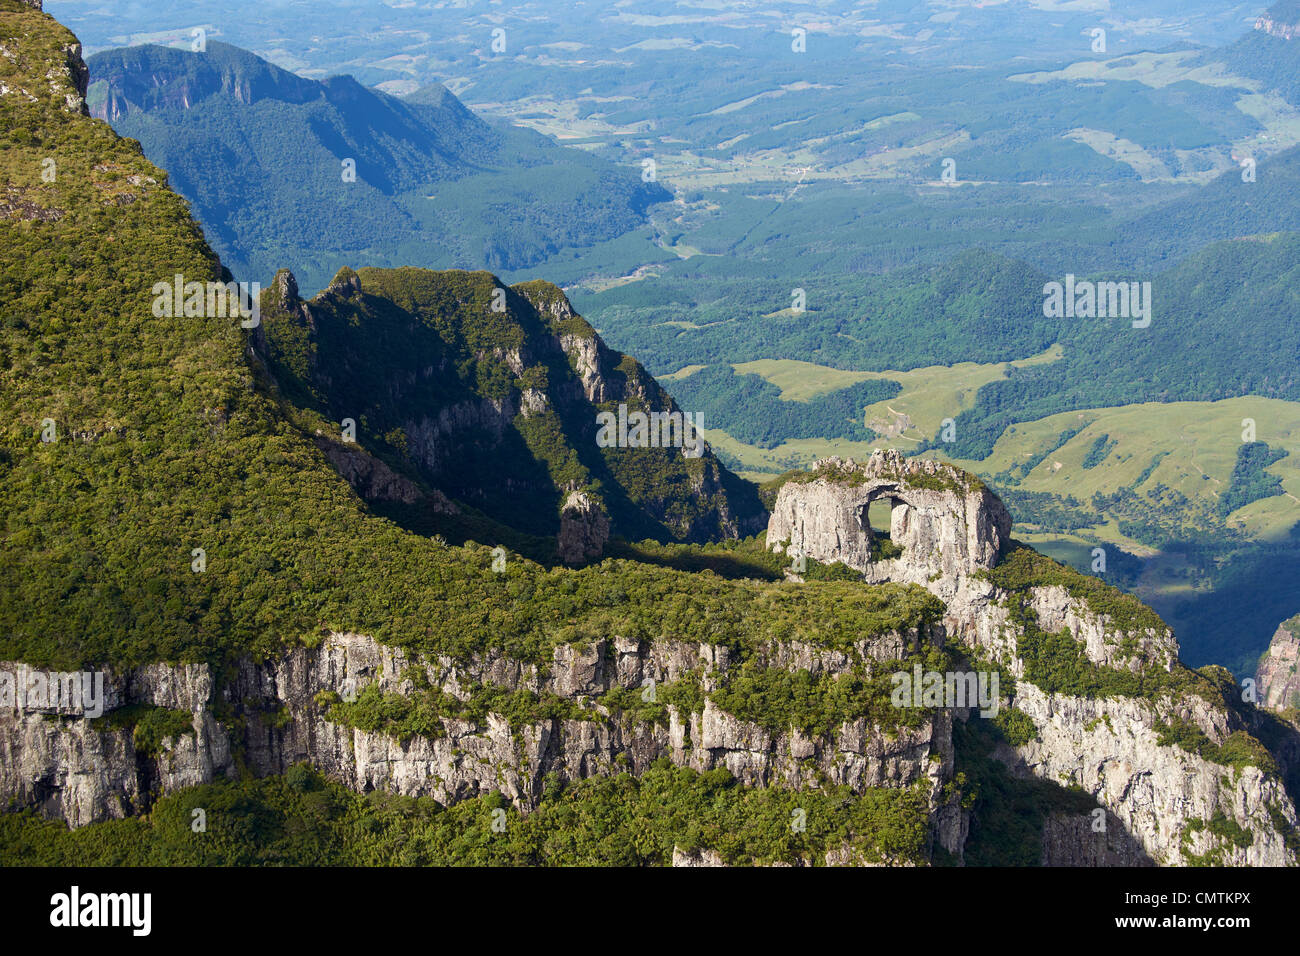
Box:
[1256,615,1300,711]
[1256,13,1300,41]
[0,1,88,115]
[557,490,610,564]
[1040,812,1152,867]
[315,435,457,511]
[765,450,1298,866]
[767,450,1012,598]
[672,847,726,867]
[0,662,228,827]
[0,626,955,847]
[940,575,1177,680]
[1009,683,1295,866]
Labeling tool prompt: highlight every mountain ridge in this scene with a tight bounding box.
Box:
[255,263,767,550]
[2,0,1298,868]
[1203,0,1300,106]
[84,40,670,291]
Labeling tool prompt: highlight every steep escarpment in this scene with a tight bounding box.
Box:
[2,593,971,866]
[1256,3,1300,41]
[89,41,346,122]
[767,452,1300,865]
[255,264,766,554]
[1211,1,1300,106]
[9,447,1297,866]
[1257,614,1300,711]
[3,2,1298,868]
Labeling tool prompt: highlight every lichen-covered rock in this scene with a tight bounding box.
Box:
[672,847,725,867]
[0,661,229,827]
[0,629,952,831]
[1009,683,1297,866]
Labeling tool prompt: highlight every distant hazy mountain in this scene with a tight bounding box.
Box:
[1110,145,1300,264]
[86,41,669,292]
[1202,0,1300,106]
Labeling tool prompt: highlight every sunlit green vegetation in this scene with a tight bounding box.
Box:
[665,364,897,447]
[0,762,933,866]
[1218,441,1289,517]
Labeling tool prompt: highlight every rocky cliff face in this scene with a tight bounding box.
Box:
[1257,615,1300,711]
[256,268,765,552]
[1009,682,1295,866]
[0,625,960,860]
[557,490,611,564]
[88,41,324,123]
[767,450,1012,599]
[0,662,228,827]
[7,450,1295,866]
[767,451,1300,866]
[1256,13,1300,40]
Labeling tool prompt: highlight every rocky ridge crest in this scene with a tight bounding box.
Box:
[765,450,1299,865]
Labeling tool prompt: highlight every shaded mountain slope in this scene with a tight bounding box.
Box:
[256,265,766,546]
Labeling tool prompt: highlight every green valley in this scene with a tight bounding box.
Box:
[3,0,1300,883]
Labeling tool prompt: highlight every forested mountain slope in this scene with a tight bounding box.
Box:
[0,2,738,671]
[256,264,766,547]
[85,41,669,292]
[932,235,1300,460]
[1205,0,1300,107]
[596,235,1300,463]
[3,0,1298,868]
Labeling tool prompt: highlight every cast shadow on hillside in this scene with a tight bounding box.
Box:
[955,718,1156,867]
[1142,522,1300,676]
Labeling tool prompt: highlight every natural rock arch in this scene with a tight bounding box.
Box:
[767,450,1012,592]
[857,489,910,542]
